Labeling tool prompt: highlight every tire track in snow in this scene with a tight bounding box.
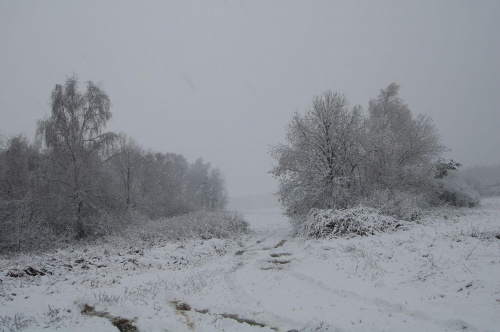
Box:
[285,269,477,331]
[228,250,345,332]
[224,248,306,331]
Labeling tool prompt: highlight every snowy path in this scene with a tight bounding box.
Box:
[1,200,500,331]
[161,203,500,331]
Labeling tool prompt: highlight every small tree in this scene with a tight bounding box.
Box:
[36,75,117,238]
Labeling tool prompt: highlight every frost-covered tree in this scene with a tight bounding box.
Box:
[36,75,117,238]
[0,135,48,252]
[187,158,211,210]
[271,91,365,215]
[207,168,229,211]
[0,75,232,253]
[109,134,143,208]
[271,84,448,217]
[160,153,191,214]
[134,151,191,217]
[365,83,446,195]
[0,135,34,200]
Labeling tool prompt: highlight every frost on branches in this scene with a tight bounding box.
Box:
[271,83,474,226]
[0,75,230,253]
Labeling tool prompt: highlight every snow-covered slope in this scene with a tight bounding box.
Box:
[1,198,499,331]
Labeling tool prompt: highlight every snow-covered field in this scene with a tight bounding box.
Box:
[1,198,500,331]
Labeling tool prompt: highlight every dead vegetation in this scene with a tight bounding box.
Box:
[270,252,292,258]
[6,266,51,278]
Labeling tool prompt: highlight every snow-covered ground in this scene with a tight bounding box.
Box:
[1,198,499,331]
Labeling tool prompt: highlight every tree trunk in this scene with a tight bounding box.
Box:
[75,199,84,239]
[126,168,130,207]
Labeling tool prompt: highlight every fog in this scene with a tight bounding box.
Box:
[1,0,499,198]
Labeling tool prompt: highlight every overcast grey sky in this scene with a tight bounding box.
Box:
[1,1,499,197]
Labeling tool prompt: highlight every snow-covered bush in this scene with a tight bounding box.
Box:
[125,210,249,243]
[298,206,405,239]
[439,175,481,207]
[0,200,64,254]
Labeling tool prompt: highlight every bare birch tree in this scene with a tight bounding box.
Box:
[36,75,117,238]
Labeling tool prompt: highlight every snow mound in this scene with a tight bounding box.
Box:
[299,206,405,238]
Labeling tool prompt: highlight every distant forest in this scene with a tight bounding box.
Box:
[0,75,228,251]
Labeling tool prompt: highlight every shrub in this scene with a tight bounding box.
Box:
[298,206,405,239]
[439,175,481,207]
[0,200,63,254]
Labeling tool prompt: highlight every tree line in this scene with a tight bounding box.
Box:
[271,83,477,219]
[0,75,228,252]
